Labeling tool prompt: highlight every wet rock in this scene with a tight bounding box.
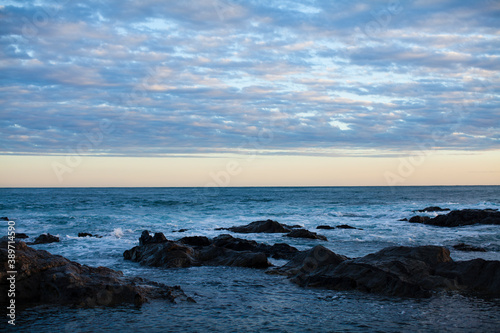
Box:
[78,232,102,238]
[409,216,430,223]
[417,206,450,212]
[452,243,487,252]
[15,233,29,239]
[336,224,359,230]
[223,219,291,233]
[124,241,196,268]
[0,239,193,308]
[272,245,500,298]
[139,230,168,245]
[285,229,327,241]
[179,236,212,247]
[212,234,299,260]
[125,231,272,269]
[173,229,189,233]
[316,225,336,230]
[32,233,60,244]
[425,209,500,227]
[0,217,9,221]
[398,218,408,221]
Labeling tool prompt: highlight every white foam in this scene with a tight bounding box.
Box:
[112,228,124,238]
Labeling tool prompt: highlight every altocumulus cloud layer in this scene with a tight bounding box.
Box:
[0,0,499,157]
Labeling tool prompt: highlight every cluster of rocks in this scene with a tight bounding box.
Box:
[218,219,328,241]
[4,210,499,310]
[407,208,500,227]
[123,230,299,269]
[268,245,500,298]
[0,239,193,308]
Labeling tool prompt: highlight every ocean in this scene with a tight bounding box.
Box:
[1,186,499,332]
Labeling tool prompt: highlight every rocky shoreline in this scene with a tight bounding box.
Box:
[0,238,194,308]
[3,209,499,310]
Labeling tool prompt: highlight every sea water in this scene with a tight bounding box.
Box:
[1,186,499,332]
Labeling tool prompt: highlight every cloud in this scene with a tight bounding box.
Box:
[0,0,499,157]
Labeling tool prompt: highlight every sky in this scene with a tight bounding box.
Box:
[0,0,499,187]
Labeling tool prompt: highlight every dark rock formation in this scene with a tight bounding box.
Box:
[124,231,300,269]
[173,229,189,233]
[452,243,487,252]
[222,219,291,233]
[409,216,430,223]
[398,218,408,221]
[78,232,102,238]
[285,229,327,241]
[410,209,500,227]
[270,245,500,298]
[0,217,9,221]
[0,240,193,308]
[317,224,360,230]
[125,232,272,268]
[316,225,336,230]
[417,206,450,212]
[336,224,359,230]
[139,230,168,245]
[179,236,212,247]
[15,233,29,239]
[32,233,60,244]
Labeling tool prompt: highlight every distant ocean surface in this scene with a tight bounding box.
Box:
[1,186,499,332]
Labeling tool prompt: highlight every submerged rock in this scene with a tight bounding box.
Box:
[336,224,360,230]
[223,219,291,233]
[0,217,9,221]
[285,229,327,241]
[15,233,29,239]
[452,243,487,252]
[417,206,450,212]
[124,231,300,269]
[32,233,60,244]
[410,209,500,227]
[0,240,193,308]
[78,232,102,238]
[316,225,336,230]
[270,245,500,298]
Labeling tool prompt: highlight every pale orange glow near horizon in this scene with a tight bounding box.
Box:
[1,151,499,187]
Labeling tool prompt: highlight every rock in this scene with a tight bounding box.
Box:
[78,232,102,238]
[272,245,500,298]
[285,229,327,241]
[266,243,300,260]
[212,234,299,260]
[0,239,193,308]
[33,233,60,244]
[336,224,359,230]
[0,217,9,221]
[269,245,348,278]
[425,209,500,227]
[224,219,291,233]
[417,206,450,212]
[15,233,29,239]
[316,225,336,230]
[124,231,272,269]
[434,259,500,296]
[139,230,168,245]
[452,243,487,252]
[173,229,189,233]
[409,216,430,223]
[398,218,408,221]
[124,241,197,268]
[179,236,212,247]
